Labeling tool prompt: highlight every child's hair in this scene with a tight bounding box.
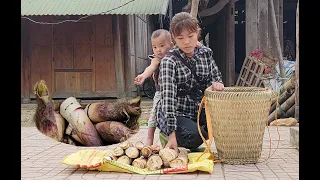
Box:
[151,29,172,42]
[170,12,200,37]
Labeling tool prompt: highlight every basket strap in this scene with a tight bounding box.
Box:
[195,96,219,162]
[258,88,281,163]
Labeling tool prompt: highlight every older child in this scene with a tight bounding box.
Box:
[156,12,224,152]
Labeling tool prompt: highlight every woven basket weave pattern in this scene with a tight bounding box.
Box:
[205,87,272,164]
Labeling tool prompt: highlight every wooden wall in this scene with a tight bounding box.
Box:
[21,14,154,100]
[21,15,121,99]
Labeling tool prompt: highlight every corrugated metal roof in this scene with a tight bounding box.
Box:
[21,0,170,16]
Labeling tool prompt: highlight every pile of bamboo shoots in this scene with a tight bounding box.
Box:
[33,80,142,146]
[268,73,297,125]
[111,140,189,170]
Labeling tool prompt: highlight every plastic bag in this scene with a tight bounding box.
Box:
[62,149,214,174]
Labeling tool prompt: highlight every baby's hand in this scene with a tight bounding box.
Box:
[134,74,147,85]
[196,41,202,48]
[211,82,224,91]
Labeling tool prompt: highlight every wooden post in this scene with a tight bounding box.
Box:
[245,0,258,56]
[269,0,286,84]
[190,0,200,17]
[226,0,235,86]
[127,15,138,97]
[295,0,299,121]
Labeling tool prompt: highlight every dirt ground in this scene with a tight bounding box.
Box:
[21,99,153,127]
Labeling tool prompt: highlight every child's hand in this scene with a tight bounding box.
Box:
[196,41,202,48]
[134,74,147,85]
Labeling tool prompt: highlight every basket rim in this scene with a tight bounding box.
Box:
[205,87,271,94]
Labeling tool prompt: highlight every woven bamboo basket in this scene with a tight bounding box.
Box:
[204,87,272,164]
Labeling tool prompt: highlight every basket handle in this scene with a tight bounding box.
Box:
[195,96,219,162]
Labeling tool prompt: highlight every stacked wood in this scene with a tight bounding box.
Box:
[268,73,297,125]
[111,140,189,170]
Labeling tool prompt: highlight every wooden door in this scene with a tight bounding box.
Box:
[52,21,94,96]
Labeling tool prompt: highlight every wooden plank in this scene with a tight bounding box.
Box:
[29,91,118,99]
[113,15,126,98]
[245,0,258,56]
[54,72,91,93]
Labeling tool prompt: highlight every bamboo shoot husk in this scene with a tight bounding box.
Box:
[62,135,76,145]
[65,124,82,144]
[83,97,142,131]
[33,80,65,143]
[95,121,137,143]
[54,111,66,142]
[60,97,102,146]
[268,92,296,124]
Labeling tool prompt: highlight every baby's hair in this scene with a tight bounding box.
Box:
[170,12,200,37]
[151,29,172,42]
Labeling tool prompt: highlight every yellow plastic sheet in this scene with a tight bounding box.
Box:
[62,149,214,174]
